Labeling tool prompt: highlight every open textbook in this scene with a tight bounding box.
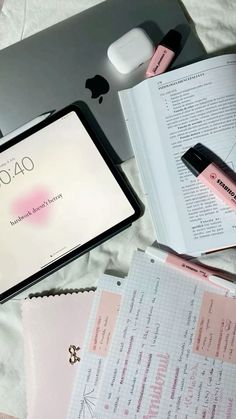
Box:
[68,248,236,419]
[119,54,236,255]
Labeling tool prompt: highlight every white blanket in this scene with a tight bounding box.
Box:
[0,1,236,418]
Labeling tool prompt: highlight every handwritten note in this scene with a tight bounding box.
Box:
[94,251,236,419]
[89,290,121,358]
[193,292,236,363]
[67,275,124,419]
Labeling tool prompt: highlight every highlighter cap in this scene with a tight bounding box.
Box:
[160,29,182,53]
[181,147,211,177]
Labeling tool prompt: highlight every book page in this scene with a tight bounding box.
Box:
[120,55,236,254]
[95,250,236,419]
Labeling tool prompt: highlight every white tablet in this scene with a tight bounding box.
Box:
[0,105,142,302]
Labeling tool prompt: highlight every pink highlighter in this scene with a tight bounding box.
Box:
[182,147,236,212]
[146,29,181,77]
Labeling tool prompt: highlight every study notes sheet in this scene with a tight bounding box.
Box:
[67,275,125,419]
[119,55,236,255]
[95,250,236,419]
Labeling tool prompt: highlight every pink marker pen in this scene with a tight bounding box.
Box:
[146,247,236,292]
[146,29,181,78]
[182,147,236,212]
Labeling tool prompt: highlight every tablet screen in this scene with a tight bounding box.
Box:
[0,110,136,296]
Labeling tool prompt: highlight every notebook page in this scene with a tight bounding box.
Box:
[67,275,125,419]
[120,55,236,255]
[22,291,95,419]
[95,250,236,418]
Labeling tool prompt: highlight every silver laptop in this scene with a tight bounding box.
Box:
[0,0,204,162]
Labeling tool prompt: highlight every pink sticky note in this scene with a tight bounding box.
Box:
[193,292,236,363]
[89,291,121,357]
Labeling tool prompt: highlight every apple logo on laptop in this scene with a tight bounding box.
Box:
[85,75,110,104]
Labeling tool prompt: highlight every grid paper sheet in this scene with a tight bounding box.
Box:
[67,274,125,419]
[95,250,236,419]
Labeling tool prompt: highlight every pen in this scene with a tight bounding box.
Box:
[181,146,236,212]
[146,246,236,292]
[0,110,55,144]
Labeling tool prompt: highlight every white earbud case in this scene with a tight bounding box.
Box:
[107,28,154,74]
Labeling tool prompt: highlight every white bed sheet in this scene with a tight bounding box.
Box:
[0,0,236,418]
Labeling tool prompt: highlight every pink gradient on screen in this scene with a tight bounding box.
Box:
[12,186,51,225]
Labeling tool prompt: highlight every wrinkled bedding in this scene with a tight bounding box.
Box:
[0,0,236,417]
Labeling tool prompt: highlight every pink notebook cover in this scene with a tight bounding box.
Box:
[22,291,94,419]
